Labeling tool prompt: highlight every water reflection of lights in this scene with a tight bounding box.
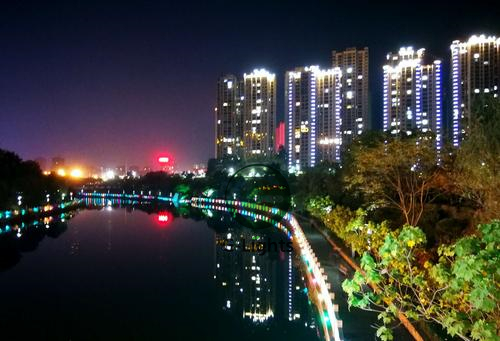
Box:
[157,212,173,226]
[191,197,343,341]
[0,212,73,237]
[243,309,274,323]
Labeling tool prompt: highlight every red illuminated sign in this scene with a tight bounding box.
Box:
[158,156,170,163]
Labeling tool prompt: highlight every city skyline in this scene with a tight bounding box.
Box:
[1,1,499,169]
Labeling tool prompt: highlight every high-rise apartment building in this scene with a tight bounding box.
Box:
[215,74,244,158]
[383,47,442,156]
[332,47,369,150]
[450,34,500,146]
[242,69,276,158]
[285,66,342,173]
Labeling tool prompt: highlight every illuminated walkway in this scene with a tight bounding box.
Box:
[191,197,344,341]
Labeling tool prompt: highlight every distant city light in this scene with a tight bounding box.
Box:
[158,156,170,163]
[102,170,115,181]
[70,168,83,178]
[56,168,66,177]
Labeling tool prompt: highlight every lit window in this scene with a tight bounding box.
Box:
[357,75,363,80]
[227,81,233,89]
[346,91,353,99]
[347,67,353,73]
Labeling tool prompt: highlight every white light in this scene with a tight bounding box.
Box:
[70,169,83,178]
[103,170,115,181]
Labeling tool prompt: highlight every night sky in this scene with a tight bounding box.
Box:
[1,1,499,170]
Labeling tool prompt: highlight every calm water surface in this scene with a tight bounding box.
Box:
[0,204,320,340]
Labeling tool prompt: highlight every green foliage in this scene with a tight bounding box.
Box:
[308,197,392,257]
[345,133,440,226]
[453,97,500,223]
[0,149,67,209]
[305,195,333,218]
[342,221,500,341]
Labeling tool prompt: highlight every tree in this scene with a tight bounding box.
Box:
[346,134,441,226]
[342,221,500,341]
[305,195,333,218]
[452,97,500,223]
[343,209,391,256]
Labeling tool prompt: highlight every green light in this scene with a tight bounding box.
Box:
[323,311,330,326]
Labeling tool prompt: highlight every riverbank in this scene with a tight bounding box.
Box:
[294,214,414,341]
[0,199,82,227]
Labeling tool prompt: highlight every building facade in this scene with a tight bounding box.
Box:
[285,66,342,173]
[450,34,500,146]
[215,74,244,158]
[275,121,285,153]
[383,47,442,156]
[332,47,369,150]
[242,69,276,159]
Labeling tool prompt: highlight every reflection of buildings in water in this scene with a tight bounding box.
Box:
[241,243,274,323]
[70,225,80,256]
[214,228,316,329]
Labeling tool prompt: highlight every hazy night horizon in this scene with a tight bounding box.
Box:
[1,1,498,169]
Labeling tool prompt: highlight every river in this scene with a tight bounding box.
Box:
[0,200,322,340]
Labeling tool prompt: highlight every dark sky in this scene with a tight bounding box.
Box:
[1,1,499,170]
